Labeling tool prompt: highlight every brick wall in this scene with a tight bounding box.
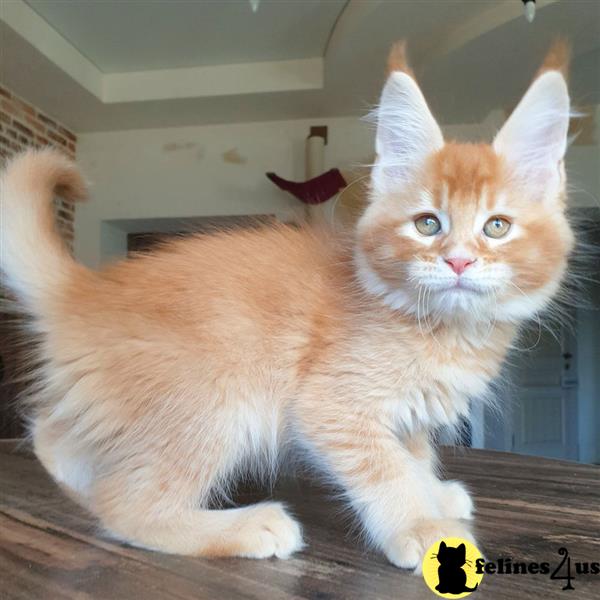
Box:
[0,85,78,438]
[0,84,77,249]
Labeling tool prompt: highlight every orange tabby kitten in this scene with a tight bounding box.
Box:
[0,42,573,571]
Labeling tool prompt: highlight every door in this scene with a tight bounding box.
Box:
[511,320,578,460]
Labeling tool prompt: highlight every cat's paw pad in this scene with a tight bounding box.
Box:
[235,502,304,560]
[438,481,474,520]
[383,518,476,574]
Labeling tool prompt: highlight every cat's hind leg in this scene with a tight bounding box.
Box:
[96,493,304,558]
[32,418,95,509]
[33,407,303,559]
[89,429,304,559]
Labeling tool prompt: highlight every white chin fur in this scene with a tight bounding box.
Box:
[354,249,553,323]
[355,249,491,320]
[494,280,559,322]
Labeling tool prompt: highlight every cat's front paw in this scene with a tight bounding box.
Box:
[382,518,476,574]
[437,480,474,520]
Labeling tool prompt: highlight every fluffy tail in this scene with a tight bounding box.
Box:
[0,148,87,310]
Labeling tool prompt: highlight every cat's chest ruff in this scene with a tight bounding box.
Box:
[382,345,497,433]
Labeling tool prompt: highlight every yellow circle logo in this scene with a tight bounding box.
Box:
[422,537,484,598]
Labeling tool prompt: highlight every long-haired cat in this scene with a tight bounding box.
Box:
[0,41,573,571]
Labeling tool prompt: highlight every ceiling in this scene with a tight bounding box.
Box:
[24,0,345,72]
[1,0,599,132]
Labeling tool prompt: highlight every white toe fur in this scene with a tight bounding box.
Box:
[383,518,476,573]
[438,480,474,520]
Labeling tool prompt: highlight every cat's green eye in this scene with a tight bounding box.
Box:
[414,214,441,236]
[483,216,511,239]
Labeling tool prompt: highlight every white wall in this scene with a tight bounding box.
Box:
[75,116,374,267]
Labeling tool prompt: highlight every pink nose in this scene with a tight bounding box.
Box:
[444,257,476,275]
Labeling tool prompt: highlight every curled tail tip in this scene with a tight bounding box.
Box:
[0,147,87,306]
[2,146,88,203]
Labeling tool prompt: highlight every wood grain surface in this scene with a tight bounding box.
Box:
[1,441,598,599]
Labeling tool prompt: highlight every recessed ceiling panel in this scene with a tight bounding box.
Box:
[24,0,346,72]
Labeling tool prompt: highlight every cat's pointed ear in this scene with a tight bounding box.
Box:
[493,40,570,195]
[439,541,447,551]
[372,41,444,195]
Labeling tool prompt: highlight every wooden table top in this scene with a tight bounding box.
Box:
[1,441,598,599]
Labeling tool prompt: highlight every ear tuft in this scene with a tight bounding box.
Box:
[536,38,570,81]
[386,40,415,79]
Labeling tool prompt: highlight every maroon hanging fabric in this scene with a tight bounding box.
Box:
[266,169,347,205]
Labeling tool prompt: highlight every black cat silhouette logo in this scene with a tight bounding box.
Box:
[435,541,479,594]
[422,537,484,598]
